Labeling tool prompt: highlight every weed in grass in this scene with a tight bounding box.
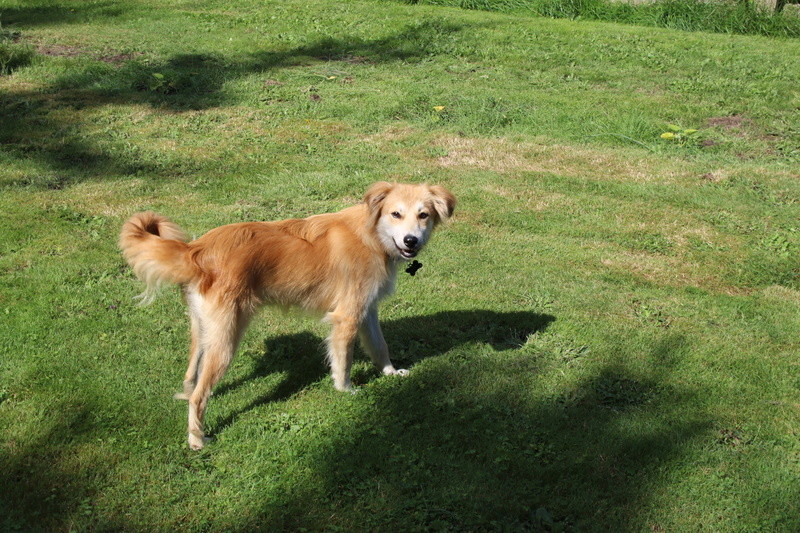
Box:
[659,123,699,145]
[592,374,654,410]
[525,331,591,363]
[0,24,35,74]
[517,289,556,313]
[632,299,673,328]
[764,232,795,258]
[717,427,752,448]
[49,206,108,240]
[617,232,674,255]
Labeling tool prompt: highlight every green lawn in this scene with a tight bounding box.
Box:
[1,0,799,531]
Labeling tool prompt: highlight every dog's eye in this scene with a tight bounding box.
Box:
[390,211,402,219]
[418,212,429,220]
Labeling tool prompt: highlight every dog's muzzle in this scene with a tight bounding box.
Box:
[396,235,420,259]
[395,243,418,259]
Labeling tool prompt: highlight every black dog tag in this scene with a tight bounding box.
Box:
[405,260,423,276]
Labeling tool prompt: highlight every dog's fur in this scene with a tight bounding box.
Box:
[119,182,455,449]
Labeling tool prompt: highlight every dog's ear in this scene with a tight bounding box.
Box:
[364,181,394,214]
[428,185,456,223]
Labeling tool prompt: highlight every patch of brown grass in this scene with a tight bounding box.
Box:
[759,284,800,302]
[432,135,689,183]
[31,180,206,219]
[481,183,571,212]
[28,38,142,65]
[600,252,748,295]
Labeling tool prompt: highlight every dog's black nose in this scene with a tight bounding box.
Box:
[403,235,419,249]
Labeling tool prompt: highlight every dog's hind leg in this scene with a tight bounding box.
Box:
[187,302,249,450]
[358,305,408,377]
[175,288,208,400]
[175,289,204,400]
[325,309,360,392]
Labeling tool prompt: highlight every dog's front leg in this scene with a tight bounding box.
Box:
[358,305,408,377]
[325,311,360,391]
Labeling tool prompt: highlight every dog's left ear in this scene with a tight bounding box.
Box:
[428,185,456,223]
[364,181,394,214]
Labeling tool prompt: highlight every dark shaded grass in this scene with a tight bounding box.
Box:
[0,20,473,189]
[0,23,35,74]
[197,331,711,531]
[0,2,127,28]
[403,0,800,37]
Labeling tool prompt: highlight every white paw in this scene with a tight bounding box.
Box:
[383,367,409,376]
[334,381,355,393]
[188,433,211,450]
[173,392,189,401]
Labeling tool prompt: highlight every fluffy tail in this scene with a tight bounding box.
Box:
[119,212,196,303]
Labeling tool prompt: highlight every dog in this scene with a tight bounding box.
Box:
[119,182,455,449]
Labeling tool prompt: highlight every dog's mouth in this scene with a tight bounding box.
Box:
[395,243,418,259]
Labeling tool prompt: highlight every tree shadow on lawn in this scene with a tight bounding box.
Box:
[210,309,555,434]
[238,333,711,531]
[1,20,473,188]
[0,395,118,532]
[1,2,127,28]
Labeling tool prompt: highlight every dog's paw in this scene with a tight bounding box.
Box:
[188,433,212,451]
[383,367,409,376]
[173,392,189,401]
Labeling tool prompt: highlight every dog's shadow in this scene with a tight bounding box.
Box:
[211,310,554,433]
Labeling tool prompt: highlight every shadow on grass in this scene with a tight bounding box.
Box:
[0,2,127,28]
[235,332,709,531]
[1,318,712,530]
[1,20,472,188]
[211,309,555,434]
[324,370,703,530]
[0,396,116,532]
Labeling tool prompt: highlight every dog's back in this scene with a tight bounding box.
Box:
[120,204,392,312]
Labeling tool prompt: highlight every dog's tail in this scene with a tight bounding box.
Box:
[119,212,197,303]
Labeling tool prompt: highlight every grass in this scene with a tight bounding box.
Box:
[0,22,35,73]
[1,0,799,530]
[404,0,800,38]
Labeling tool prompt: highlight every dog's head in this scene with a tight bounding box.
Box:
[364,182,456,260]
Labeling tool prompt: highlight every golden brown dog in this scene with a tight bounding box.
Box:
[119,182,455,449]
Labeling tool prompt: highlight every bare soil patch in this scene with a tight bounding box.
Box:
[706,114,751,131]
[32,41,141,65]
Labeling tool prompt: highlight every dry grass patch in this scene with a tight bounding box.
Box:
[482,183,572,212]
[31,40,142,65]
[42,180,148,218]
[433,135,689,184]
[601,251,747,295]
[360,128,692,184]
[759,284,800,303]
[273,118,351,140]
[30,180,206,220]
[357,125,418,146]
